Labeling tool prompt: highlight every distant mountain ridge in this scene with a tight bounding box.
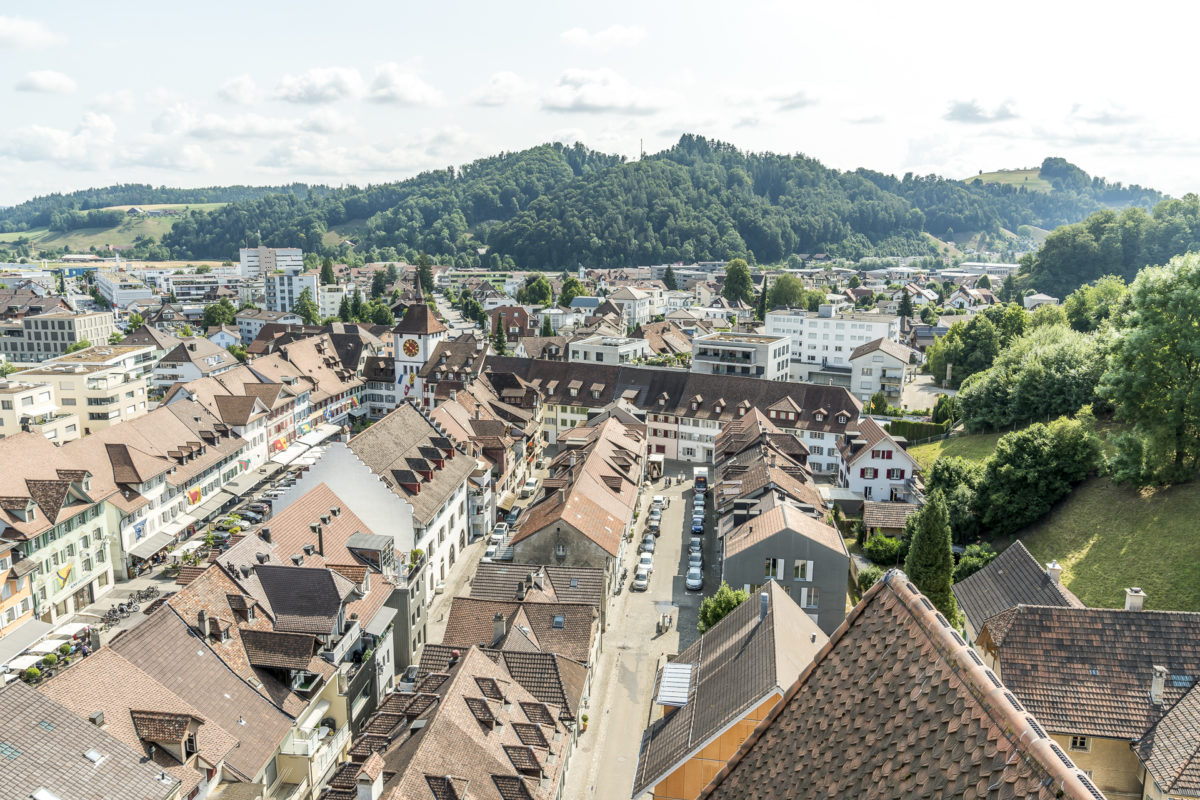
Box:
[0,136,1165,268]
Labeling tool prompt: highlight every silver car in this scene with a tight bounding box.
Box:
[632,568,651,592]
[685,566,703,591]
[689,551,703,569]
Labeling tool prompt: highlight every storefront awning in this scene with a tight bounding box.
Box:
[192,490,237,522]
[498,493,517,512]
[128,531,175,560]
[224,462,284,495]
[0,620,53,667]
[298,423,341,447]
[270,441,311,465]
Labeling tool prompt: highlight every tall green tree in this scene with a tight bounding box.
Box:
[320,257,335,285]
[227,344,248,363]
[847,275,861,289]
[417,253,434,293]
[292,287,319,324]
[975,274,991,289]
[127,312,144,329]
[350,288,364,320]
[338,295,351,322]
[370,271,388,299]
[697,582,748,634]
[903,491,957,620]
[385,263,398,284]
[755,285,767,321]
[1100,252,1200,483]
[518,275,553,306]
[540,315,554,336]
[202,298,237,328]
[491,319,508,355]
[663,265,678,291]
[1064,275,1127,332]
[722,258,754,304]
[767,273,808,308]
[898,289,914,320]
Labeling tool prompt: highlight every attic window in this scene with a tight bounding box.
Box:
[814,413,825,422]
[552,615,565,629]
[837,415,847,424]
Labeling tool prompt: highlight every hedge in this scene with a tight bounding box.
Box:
[885,419,950,442]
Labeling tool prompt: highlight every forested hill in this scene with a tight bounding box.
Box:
[1,136,1165,268]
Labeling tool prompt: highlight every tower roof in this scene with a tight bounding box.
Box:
[393,299,446,336]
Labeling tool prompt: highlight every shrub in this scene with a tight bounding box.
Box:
[22,667,40,682]
[42,653,58,666]
[953,543,998,582]
[58,643,71,656]
[863,533,906,566]
[857,565,884,592]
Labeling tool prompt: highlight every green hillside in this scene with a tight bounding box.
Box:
[963,168,1053,193]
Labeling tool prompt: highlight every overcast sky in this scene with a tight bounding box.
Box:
[0,1,1194,206]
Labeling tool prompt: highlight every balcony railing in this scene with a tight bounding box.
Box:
[321,620,361,665]
[693,351,752,364]
[279,722,349,759]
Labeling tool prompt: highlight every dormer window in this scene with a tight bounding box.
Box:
[569,388,578,397]
[185,733,198,757]
[837,415,847,424]
[814,413,825,422]
[691,401,698,411]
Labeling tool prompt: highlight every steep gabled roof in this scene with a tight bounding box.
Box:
[1137,681,1200,796]
[697,572,1104,800]
[952,541,1083,631]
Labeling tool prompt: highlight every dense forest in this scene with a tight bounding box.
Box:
[0,136,1166,269]
[1020,196,1200,296]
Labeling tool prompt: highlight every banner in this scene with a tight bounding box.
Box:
[55,564,73,592]
[238,459,251,472]
[272,438,287,452]
[133,520,146,541]
[187,488,202,504]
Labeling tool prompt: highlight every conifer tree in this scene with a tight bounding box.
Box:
[904,490,958,621]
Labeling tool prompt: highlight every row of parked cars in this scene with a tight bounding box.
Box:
[685,489,706,591]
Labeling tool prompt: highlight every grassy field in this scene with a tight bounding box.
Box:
[323,219,369,248]
[961,168,1053,193]
[1020,478,1200,612]
[908,432,1004,470]
[0,217,179,252]
[100,202,226,213]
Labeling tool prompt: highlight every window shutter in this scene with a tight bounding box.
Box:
[808,561,815,583]
[859,467,865,478]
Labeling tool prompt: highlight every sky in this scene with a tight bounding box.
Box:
[1,1,1196,206]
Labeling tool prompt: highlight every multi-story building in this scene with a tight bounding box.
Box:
[608,286,654,329]
[151,336,239,390]
[236,308,303,345]
[264,266,319,314]
[94,271,154,307]
[239,245,303,279]
[848,338,917,403]
[837,416,921,502]
[392,281,448,408]
[0,311,118,364]
[765,305,900,384]
[691,332,791,381]
[0,540,37,645]
[569,335,651,365]
[317,281,355,320]
[16,343,154,435]
[158,271,244,303]
[0,379,79,443]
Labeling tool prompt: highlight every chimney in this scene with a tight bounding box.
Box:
[493,612,506,644]
[1125,587,1146,611]
[759,591,769,621]
[1151,665,1167,706]
[259,527,271,543]
[356,768,384,800]
[1046,561,1062,584]
[449,390,457,402]
[239,565,251,578]
[302,543,315,556]
[255,552,268,564]
[88,710,105,727]
[196,609,207,635]
[317,524,324,556]
[516,582,526,601]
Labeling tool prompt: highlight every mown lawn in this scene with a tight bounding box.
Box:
[961,168,1053,193]
[909,432,1004,470]
[1020,477,1200,612]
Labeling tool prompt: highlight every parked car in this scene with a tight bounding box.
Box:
[689,536,702,554]
[689,551,703,569]
[238,510,262,524]
[692,520,704,534]
[489,523,508,545]
[212,517,240,532]
[648,508,662,521]
[685,566,703,591]
[647,518,661,535]
[246,502,270,513]
[483,545,498,562]
[640,534,656,554]
[651,495,665,508]
[505,507,523,526]
[638,553,654,575]
[631,568,651,592]
[519,478,539,498]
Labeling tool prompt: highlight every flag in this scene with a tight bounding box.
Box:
[187,488,202,504]
[238,459,250,472]
[133,521,146,540]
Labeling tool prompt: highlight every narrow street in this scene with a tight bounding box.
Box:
[563,464,714,800]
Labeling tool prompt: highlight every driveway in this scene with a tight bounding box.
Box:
[902,372,954,413]
[562,464,714,799]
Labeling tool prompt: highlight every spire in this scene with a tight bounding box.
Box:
[414,266,425,302]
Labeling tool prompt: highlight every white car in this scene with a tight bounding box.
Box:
[685,567,703,591]
[631,568,650,592]
[638,553,654,575]
[489,523,508,545]
[651,495,665,508]
[519,478,539,498]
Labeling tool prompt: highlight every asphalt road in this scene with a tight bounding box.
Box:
[562,464,719,799]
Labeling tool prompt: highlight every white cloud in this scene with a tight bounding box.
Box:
[0,16,63,48]
[188,113,296,140]
[542,68,668,115]
[775,89,816,111]
[301,109,353,134]
[367,63,444,106]
[257,126,472,175]
[560,25,647,50]
[944,100,1018,124]
[274,67,364,104]
[218,74,259,105]
[90,89,135,113]
[1,113,116,169]
[118,141,214,171]
[15,70,76,94]
[469,71,529,107]
[151,103,197,136]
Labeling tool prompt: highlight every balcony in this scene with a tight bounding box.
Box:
[693,350,753,364]
[280,721,349,759]
[320,620,361,665]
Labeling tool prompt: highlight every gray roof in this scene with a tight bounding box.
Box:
[951,540,1082,631]
[346,531,393,552]
[0,681,177,800]
[109,607,294,779]
[848,337,915,363]
[470,563,606,607]
[633,582,826,795]
[254,564,341,634]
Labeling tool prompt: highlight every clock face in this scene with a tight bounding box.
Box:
[403,338,420,358]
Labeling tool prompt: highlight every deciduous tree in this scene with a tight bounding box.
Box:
[697,582,748,633]
[722,259,754,304]
[292,287,319,324]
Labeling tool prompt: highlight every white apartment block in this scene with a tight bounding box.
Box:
[0,380,80,444]
[849,339,917,403]
[318,282,356,319]
[235,308,303,344]
[691,332,791,381]
[15,344,155,435]
[0,311,118,364]
[568,335,651,365]
[264,266,319,314]
[608,287,654,329]
[158,272,244,303]
[765,305,900,382]
[238,246,304,279]
[95,272,154,308]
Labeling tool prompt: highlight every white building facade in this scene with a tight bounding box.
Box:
[690,332,791,381]
[238,246,303,279]
[766,305,900,382]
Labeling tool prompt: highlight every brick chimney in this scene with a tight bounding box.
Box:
[1125,587,1146,611]
[1046,561,1062,585]
[1151,665,1167,706]
[493,611,506,645]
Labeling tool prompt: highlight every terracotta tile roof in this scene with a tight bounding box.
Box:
[848,337,916,362]
[715,441,823,516]
[129,709,195,742]
[441,597,598,665]
[419,335,488,380]
[0,433,101,539]
[861,500,920,531]
[697,571,1104,800]
[418,645,587,722]
[634,582,827,795]
[1137,682,1200,796]
[981,605,1200,740]
[837,415,905,466]
[175,565,208,585]
[240,629,318,670]
[392,299,447,335]
[952,541,1083,632]
[469,563,605,608]
[0,681,179,800]
[724,503,846,559]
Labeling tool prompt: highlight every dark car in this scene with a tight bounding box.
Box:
[247,502,270,513]
[692,520,704,534]
[238,510,263,524]
[505,506,523,526]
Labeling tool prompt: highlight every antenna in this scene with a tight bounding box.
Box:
[639,138,645,160]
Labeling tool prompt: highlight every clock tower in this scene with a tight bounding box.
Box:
[392,274,447,407]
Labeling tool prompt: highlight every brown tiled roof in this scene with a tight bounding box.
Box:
[129,709,195,742]
[861,500,920,531]
[469,563,605,608]
[441,597,598,665]
[723,504,846,559]
[418,645,587,722]
[175,566,208,585]
[633,582,826,794]
[952,541,1083,632]
[982,605,1200,740]
[697,572,1103,800]
[240,629,317,670]
[848,337,916,362]
[393,300,447,335]
[1137,682,1200,796]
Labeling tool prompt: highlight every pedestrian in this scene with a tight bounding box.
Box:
[81,643,90,658]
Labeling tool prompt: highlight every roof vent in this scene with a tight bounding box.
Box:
[88,711,104,727]
[302,544,315,556]
[1125,587,1146,611]
[759,591,769,621]
[259,527,271,542]
[320,514,331,525]
[291,553,304,566]
[239,565,251,578]
[255,552,268,564]
[330,506,341,517]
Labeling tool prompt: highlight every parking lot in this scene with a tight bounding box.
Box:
[563,460,719,799]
